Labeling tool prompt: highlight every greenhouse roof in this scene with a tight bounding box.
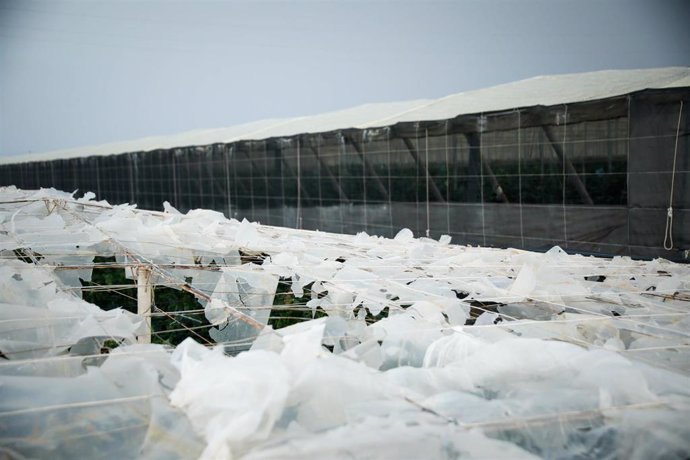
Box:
[2,66,689,165]
[2,186,690,458]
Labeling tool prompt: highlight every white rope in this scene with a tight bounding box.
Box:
[664,100,684,251]
[626,96,632,257]
[362,131,368,233]
[517,109,525,248]
[263,140,272,223]
[339,133,345,234]
[561,105,569,249]
[480,114,486,247]
[95,159,102,199]
[127,154,135,204]
[172,150,179,206]
[224,146,232,218]
[444,122,450,235]
[387,128,393,232]
[296,137,302,229]
[425,128,430,237]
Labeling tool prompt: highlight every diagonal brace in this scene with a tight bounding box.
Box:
[402,137,445,203]
[543,126,594,205]
[344,134,390,202]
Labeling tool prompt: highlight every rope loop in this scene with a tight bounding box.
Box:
[663,100,684,251]
[663,207,673,250]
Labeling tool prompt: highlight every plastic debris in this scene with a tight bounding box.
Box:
[0,186,689,459]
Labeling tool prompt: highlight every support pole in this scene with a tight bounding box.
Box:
[137,265,153,344]
[230,148,253,197]
[279,149,314,204]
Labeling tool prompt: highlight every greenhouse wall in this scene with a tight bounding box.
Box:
[1,88,688,261]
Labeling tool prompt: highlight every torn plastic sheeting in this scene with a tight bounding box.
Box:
[206,266,279,348]
[370,310,446,369]
[0,260,141,359]
[44,252,102,297]
[341,338,385,369]
[0,345,204,460]
[240,409,541,460]
[2,188,690,458]
[170,338,289,460]
[0,300,142,360]
[235,218,261,248]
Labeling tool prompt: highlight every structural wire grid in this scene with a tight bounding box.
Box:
[0,190,689,442]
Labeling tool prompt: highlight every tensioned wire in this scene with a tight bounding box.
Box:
[2,198,684,342]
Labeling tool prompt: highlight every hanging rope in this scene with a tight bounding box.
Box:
[444,122,451,235]
[664,100,684,250]
[387,128,393,233]
[362,131,368,233]
[561,105,569,249]
[296,137,302,229]
[224,146,232,219]
[425,128,430,237]
[479,114,487,247]
[517,109,525,248]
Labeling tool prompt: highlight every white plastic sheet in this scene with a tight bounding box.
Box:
[1,187,689,459]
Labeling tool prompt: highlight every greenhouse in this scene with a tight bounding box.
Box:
[0,67,688,261]
[0,186,689,459]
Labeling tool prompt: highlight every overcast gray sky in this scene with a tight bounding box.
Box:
[1,0,689,156]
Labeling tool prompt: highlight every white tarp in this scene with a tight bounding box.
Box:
[1,187,689,459]
[2,67,688,165]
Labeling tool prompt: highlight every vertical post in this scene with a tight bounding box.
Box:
[137,265,153,344]
[128,154,135,204]
[362,131,367,232]
[172,150,179,207]
[425,128,430,237]
[465,132,482,203]
[263,140,271,223]
[224,145,232,219]
[95,159,102,200]
[296,137,302,229]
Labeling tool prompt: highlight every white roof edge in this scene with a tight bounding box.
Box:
[2,67,688,165]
